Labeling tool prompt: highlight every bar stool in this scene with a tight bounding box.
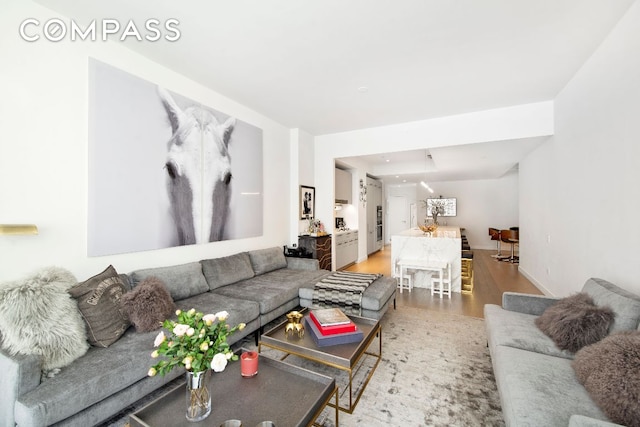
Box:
[489,228,505,258]
[500,229,519,263]
[461,257,474,294]
[431,262,452,298]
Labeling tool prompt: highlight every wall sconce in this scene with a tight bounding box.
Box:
[359,179,367,206]
[0,224,39,235]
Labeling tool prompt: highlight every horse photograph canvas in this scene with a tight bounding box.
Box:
[88,59,263,256]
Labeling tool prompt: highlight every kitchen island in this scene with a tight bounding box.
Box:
[391,226,462,292]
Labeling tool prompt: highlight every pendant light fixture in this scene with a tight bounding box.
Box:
[420,150,434,193]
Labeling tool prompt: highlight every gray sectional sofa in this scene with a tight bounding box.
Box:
[484,278,640,427]
[0,246,396,427]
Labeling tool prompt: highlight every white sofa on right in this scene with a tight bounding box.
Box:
[484,278,640,427]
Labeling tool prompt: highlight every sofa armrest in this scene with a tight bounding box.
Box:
[502,292,560,316]
[0,348,42,427]
[569,415,623,427]
[286,257,319,271]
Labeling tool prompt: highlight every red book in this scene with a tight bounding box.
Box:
[309,310,357,336]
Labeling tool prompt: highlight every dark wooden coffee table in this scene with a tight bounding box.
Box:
[129,353,337,427]
[259,313,382,414]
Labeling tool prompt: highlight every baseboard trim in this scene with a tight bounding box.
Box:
[518,266,554,296]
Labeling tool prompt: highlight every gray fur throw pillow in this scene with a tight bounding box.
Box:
[535,292,614,353]
[120,277,176,332]
[0,267,89,371]
[573,331,640,427]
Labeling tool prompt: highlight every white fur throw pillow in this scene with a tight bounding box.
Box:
[0,267,89,371]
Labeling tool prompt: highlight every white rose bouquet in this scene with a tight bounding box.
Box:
[148,308,246,376]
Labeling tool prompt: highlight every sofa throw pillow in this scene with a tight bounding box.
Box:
[535,292,614,353]
[248,247,287,275]
[200,252,255,290]
[573,331,640,427]
[129,262,209,301]
[582,278,640,332]
[120,277,176,332]
[69,265,130,348]
[0,267,89,372]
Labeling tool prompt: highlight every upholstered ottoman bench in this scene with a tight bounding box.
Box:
[298,274,396,320]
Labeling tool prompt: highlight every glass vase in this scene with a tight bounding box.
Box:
[186,370,211,422]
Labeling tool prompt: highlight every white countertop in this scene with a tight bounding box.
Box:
[395,226,460,239]
[335,229,358,235]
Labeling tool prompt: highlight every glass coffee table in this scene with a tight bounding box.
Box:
[129,353,337,427]
[259,313,382,414]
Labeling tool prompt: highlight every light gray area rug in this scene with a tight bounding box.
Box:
[346,306,504,426]
[102,306,504,426]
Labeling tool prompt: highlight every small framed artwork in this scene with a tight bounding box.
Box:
[300,185,315,219]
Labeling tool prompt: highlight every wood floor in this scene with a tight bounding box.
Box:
[344,245,542,318]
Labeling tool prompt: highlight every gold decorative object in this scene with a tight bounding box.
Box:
[284,311,304,339]
[0,224,38,235]
[419,224,438,235]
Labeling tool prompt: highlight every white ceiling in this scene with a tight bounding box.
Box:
[339,136,549,184]
[35,0,635,183]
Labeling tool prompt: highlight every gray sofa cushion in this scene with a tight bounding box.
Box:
[176,292,260,344]
[14,328,164,426]
[285,257,320,271]
[129,262,208,301]
[248,247,287,275]
[492,345,609,427]
[357,276,396,311]
[213,269,329,314]
[484,304,574,359]
[298,275,397,312]
[200,252,255,290]
[502,292,560,316]
[582,278,640,332]
[569,415,623,427]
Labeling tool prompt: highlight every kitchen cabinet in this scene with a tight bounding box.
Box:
[298,235,332,271]
[335,168,352,204]
[335,230,358,269]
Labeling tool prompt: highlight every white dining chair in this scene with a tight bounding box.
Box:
[431,261,452,298]
[395,258,414,293]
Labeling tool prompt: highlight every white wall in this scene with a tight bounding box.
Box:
[385,173,519,251]
[291,128,315,239]
[315,102,553,265]
[0,0,292,282]
[420,173,519,250]
[519,1,640,296]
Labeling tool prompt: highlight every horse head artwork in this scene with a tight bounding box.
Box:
[158,87,236,245]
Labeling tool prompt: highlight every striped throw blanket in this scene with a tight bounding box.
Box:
[312,271,382,315]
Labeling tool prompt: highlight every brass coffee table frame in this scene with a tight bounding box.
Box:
[259,313,382,414]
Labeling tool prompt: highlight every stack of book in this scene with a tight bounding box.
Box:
[305,308,363,347]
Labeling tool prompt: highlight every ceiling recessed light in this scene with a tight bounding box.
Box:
[357,86,369,93]
[395,175,399,178]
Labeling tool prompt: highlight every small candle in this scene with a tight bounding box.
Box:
[240,351,258,377]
